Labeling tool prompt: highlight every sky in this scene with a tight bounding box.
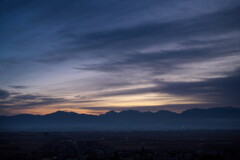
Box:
[0,0,240,115]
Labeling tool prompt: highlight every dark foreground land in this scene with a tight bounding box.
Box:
[0,130,240,160]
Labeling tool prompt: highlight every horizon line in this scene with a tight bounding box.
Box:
[2,106,237,117]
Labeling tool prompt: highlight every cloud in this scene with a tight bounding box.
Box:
[161,70,240,105]
[87,69,240,106]
[95,87,158,97]
[77,40,239,73]
[0,96,68,111]
[0,89,10,99]
[13,94,42,100]
[0,92,100,111]
[18,98,67,107]
[9,85,28,89]
[70,6,240,84]
[78,5,240,52]
[35,4,240,64]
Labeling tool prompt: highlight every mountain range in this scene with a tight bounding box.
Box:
[0,107,240,131]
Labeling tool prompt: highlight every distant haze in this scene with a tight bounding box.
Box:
[1,107,239,131]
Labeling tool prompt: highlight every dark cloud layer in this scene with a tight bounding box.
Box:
[161,70,240,105]
[13,94,42,100]
[9,85,28,89]
[90,70,240,106]
[42,5,240,63]
[81,6,240,49]
[0,93,68,114]
[0,89,10,99]
[0,92,101,113]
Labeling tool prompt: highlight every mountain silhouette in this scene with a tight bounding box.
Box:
[180,106,240,118]
[0,107,239,131]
